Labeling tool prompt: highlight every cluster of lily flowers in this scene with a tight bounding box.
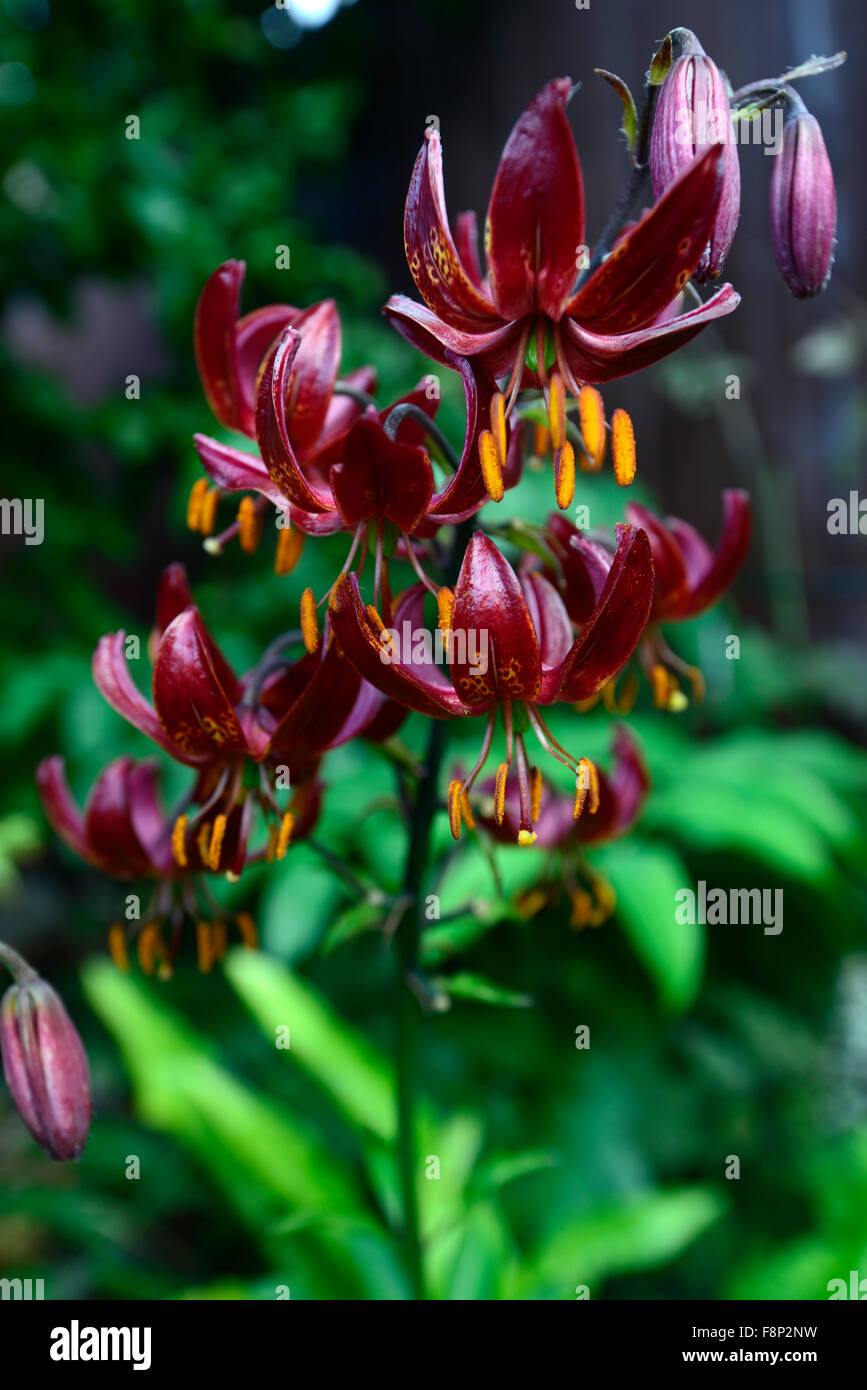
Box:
[28,29,837,1014]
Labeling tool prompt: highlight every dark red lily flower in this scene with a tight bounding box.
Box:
[191,260,378,567]
[477,725,650,927]
[385,80,740,499]
[329,525,653,843]
[92,564,395,874]
[544,491,751,708]
[36,752,320,975]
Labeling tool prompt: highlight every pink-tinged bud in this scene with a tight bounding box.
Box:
[650,45,741,280]
[769,111,837,298]
[1,975,91,1160]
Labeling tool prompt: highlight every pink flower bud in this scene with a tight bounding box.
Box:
[769,110,837,298]
[1,975,91,1160]
[650,45,741,280]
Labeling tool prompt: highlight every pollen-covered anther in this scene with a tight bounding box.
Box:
[530,766,543,822]
[196,922,214,974]
[108,923,130,973]
[196,821,212,864]
[207,813,227,871]
[494,761,509,825]
[275,812,294,860]
[459,791,475,830]
[490,391,508,467]
[447,779,464,841]
[650,663,673,709]
[479,428,504,503]
[517,828,537,847]
[186,477,209,532]
[300,588,319,653]
[554,441,576,511]
[137,921,162,977]
[171,813,189,868]
[581,757,600,815]
[532,423,550,460]
[199,486,221,536]
[275,523,304,576]
[437,586,454,633]
[212,920,228,961]
[578,385,607,470]
[236,911,259,950]
[547,371,567,452]
[611,408,636,487]
[237,497,262,555]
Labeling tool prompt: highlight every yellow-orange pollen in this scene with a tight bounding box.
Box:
[300,587,319,653]
[490,392,508,467]
[547,371,567,452]
[171,813,189,868]
[577,385,607,471]
[237,497,262,555]
[478,428,504,503]
[447,778,464,841]
[554,440,576,511]
[275,812,294,860]
[207,812,227,871]
[275,523,304,576]
[494,761,509,826]
[611,408,637,487]
[108,923,130,973]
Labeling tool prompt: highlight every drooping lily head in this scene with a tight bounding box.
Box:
[385,79,740,506]
[330,524,653,844]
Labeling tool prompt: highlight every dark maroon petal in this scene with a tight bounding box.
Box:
[153,608,248,760]
[544,524,654,702]
[558,282,739,384]
[35,756,90,863]
[264,630,365,766]
[383,295,522,377]
[428,355,499,521]
[194,261,294,436]
[579,725,649,844]
[668,488,751,619]
[520,571,573,670]
[153,569,243,704]
[404,129,501,329]
[329,575,467,719]
[256,328,335,515]
[317,365,379,448]
[625,503,689,619]
[84,758,155,877]
[545,513,614,624]
[486,78,585,320]
[93,632,188,760]
[193,434,288,509]
[451,533,541,708]
[283,300,342,456]
[455,211,484,289]
[329,415,434,531]
[126,761,172,875]
[1,978,91,1161]
[566,145,728,332]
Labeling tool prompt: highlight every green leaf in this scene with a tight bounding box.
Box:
[593,839,704,1011]
[595,69,638,155]
[433,971,533,1009]
[223,948,396,1141]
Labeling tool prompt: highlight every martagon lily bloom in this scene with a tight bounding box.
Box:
[477,725,650,927]
[91,563,395,877]
[329,525,653,844]
[191,259,378,568]
[35,754,316,974]
[385,79,740,502]
[544,490,751,709]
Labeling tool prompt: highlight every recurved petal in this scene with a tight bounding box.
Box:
[256,328,335,515]
[519,570,574,670]
[428,354,499,521]
[404,129,500,329]
[329,416,434,531]
[35,756,90,863]
[93,632,187,760]
[193,434,288,510]
[625,503,689,618]
[84,758,156,877]
[194,261,294,436]
[558,282,739,385]
[154,565,243,703]
[153,608,249,760]
[486,78,586,320]
[284,300,342,456]
[669,488,751,618]
[383,295,522,377]
[451,533,541,708]
[329,575,467,719]
[264,631,365,765]
[565,145,727,332]
[546,515,615,624]
[579,725,649,844]
[545,523,654,702]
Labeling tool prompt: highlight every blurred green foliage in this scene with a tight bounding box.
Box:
[0,0,865,1300]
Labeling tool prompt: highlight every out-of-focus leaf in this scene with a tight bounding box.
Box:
[432,971,533,1009]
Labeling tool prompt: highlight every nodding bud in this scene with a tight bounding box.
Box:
[1,974,91,1161]
[650,41,741,280]
[769,109,836,298]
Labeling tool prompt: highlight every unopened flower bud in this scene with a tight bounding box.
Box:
[1,972,91,1161]
[650,34,741,280]
[769,109,836,298]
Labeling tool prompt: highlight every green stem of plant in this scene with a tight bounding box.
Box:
[395,716,448,1300]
